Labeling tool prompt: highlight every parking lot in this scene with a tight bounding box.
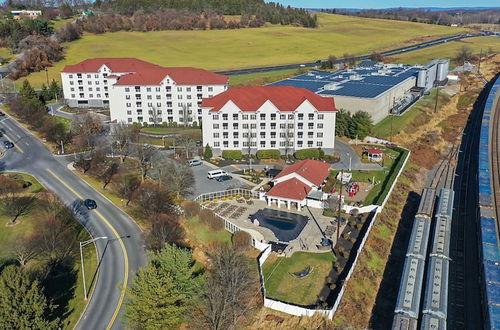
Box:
[190,163,249,198]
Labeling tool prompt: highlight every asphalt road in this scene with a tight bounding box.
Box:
[0,115,146,330]
[215,33,486,76]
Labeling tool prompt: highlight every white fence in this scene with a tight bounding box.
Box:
[255,147,411,319]
[343,204,380,214]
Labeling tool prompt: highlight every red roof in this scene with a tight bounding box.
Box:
[62,58,228,86]
[113,67,227,86]
[366,148,384,154]
[62,58,161,73]
[201,86,336,112]
[274,159,331,186]
[266,178,312,201]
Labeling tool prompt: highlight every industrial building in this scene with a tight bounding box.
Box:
[269,59,449,124]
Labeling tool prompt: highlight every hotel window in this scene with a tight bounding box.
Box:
[71,94,75,98]
[280,114,286,120]
[233,114,238,120]
[69,74,73,78]
[177,87,182,92]
[223,132,229,139]
[79,93,84,98]
[148,102,153,107]
[126,95,130,100]
[147,88,151,92]
[297,141,303,147]
[178,103,182,107]
[250,114,256,120]
[260,141,265,147]
[280,141,286,147]
[222,114,228,120]
[156,95,161,100]
[270,114,276,120]
[270,123,276,129]
[95,74,99,78]
[95,81,99,85]
[317,141,323,147]
[318,114,324,120]
[242,123,249,129]
[86,74,91,78]
[260,114,266,120]
[270,132,276,138]
[308,123,314,129]
[317,123,323,128]
[270,141,276,147]
[136,102,142,107]
[104,93,109,98]
[233,123,239,129]
[243,132,249,138]
[157,102,161,107]
[251,142,257,147]
[147,95,152,100]
[308,114,314,120]
[242,114,248,120]
[260,123,265,129]
[213,124,219,129]
[156,87,161,92]
[178,95,183,99]
[308,132,313,137]
[280,123,285,129]
[298,114,304,120]
[233,132,239,138]
[288,123,294,129]
[251,133,256,138]
[234,141,239,147]
[317,132,323,138]
[308,141,313,147]
[213,114,219,120]
[208,87,213,92]
[77,74,82,78]
[70,88,74,91]
[197,86,202,92]
[243,142,248,147]
[223,141,229,147]
[104,86,108,91]
[250,123,256,129]
[166,86,171,92]
[128,118,132,123]
[260,132,266,138]
[197,94,202,99]
[280,132,285,138]
[166,102,172,107]
[97,94,101,98]
[70,81,74,85]
[187,95,192,100]
[298,123,303,129]
[88,81,92,85]
[89,87,93,91]
[223,123,228,130]
[89,94,93,98]
[297,132,303,138]
[127,110,132,115]
[213,133,219,138]
[96,87,100,91]
[214,142,220,147]
[288,114,294,119]
[187,87,191,92]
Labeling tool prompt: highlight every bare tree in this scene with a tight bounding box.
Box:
[1,195,37,223]
[110,122,139,163]
[11,233,40,267]
[0,175,22,196]
[71,113,104,149]
[281,119,293,161]
[133,182,175,218]
[114,174,141,206]
[134,144,158,182]
[180,103,192,127]
[194,245,259,329]
[455,46,473,66]
[146,213,185,250]
[101,162,119,189]
[148,106,162,127]
[176,132,198,159]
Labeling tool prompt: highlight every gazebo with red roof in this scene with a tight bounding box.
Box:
[366,148,384,162]
[265,159,330,210]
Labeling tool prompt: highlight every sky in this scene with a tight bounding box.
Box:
[267,0,500,9]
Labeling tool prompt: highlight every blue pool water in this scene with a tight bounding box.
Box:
[251,208,309,242]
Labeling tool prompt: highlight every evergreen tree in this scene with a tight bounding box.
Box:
[348,111,373,140]
[125,244,202,329]
[0,265,57,329]
[49,80,61,100]
[335,109,351,137]
[204,144,213,159]
[40,83,50,102]
[19,80,37,102]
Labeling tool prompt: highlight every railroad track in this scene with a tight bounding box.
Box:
[490,86,500,240]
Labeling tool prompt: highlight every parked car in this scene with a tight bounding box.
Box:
[3,140,14,149]
[84,199,97,210]
[0,111,5,116]
[187,159,202,166]
[216,175,232,182]
[207,169,228,179]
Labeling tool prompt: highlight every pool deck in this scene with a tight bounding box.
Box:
[205,199,349,256]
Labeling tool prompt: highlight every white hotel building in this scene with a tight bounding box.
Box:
[61,58,228,125]
[201,86,337,155]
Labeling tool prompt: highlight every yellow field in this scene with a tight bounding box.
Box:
[22,13,468,88]
[388,36,500,67]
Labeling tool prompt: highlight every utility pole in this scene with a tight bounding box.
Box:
[45,67,49,85]
[478,48,483,74]
[337,170,344,243]
[80,237,108,300]
[434,88,440,113]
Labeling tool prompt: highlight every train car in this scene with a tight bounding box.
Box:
[477,74,500,329]
[430,188,454,259]
[392,188,436,329]
[421,257,449,328]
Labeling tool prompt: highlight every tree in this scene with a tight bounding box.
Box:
[204,144,213,159]
[335,109,351,137]
[125,244,202,329]
[455,46,473,65]
[146,214,185,250]
[0,265,57,329]
[48,80,61,100]
[59,2,74,19]
[348,111,373,140]
[11,233,40,267]
[71,113,104,149]
[133,183,175,218]
[134,144,158,182]
[115,174,141,206]
[157,160,195,199]
[110,122,139,163]
[0,175,22,196]
[1,195,37,223]
[195,245,259,329]
[101,162,119,189]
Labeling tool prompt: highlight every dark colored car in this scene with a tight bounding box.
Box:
[216,175,232,182]
[84,199,97,210]
[0,111,5,116]
[3,140,14,149]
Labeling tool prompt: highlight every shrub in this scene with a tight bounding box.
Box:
[142,122,149,127]
[183,200,200,218]
[318,148,325,159]
[329,283,337,290]
[208,214,224,231]
[199,209,215,224]
[222,149,243,160]
[232,231,252,251]
[256,149,281,159]
[294,148,320,160]
[244,195,250,200]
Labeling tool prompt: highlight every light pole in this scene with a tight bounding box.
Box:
[347,152,352,171]
[80,236,108,300]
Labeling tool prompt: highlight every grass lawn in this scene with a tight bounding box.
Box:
[388,36,500,68]
[54,116,72,130]
[0,174,97,329]
[51,17,76,30]
[0,47,13,62]
[0,171,45,194]
[229,68,303,86]
[21,13,467,88]
[261,251,335,306]
[185,216,232,245]
[141,127,201,136]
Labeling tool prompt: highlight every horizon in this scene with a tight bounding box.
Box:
[266,1,500,9]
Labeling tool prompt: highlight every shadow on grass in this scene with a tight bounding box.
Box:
[41,262,77,324]
[369,190,420,329]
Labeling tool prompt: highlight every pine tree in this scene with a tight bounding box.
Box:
[204,144,213,159]
[49,79,61,100]
[40,83,50,102]
[125,244,202,329]
[19,80,37,103]
[0,265,57,329]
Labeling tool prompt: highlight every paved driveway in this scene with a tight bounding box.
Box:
[191,163,248,198]
[332,139,382,171]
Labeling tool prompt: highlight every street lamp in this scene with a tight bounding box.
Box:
[347,152,352,171]
[80,236,108,300]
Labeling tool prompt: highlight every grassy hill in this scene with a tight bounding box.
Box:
[22,13,468,88]
[388,36,500,68]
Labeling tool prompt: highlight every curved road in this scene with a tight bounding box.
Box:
[0,115,146,329]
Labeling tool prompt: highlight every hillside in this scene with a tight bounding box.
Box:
[23,13,468,88]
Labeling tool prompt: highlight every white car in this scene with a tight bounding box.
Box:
[207,169,228,179]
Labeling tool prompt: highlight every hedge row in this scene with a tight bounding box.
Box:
[256,149,281,159]
[294,148,321,160]
[222,150,243,160]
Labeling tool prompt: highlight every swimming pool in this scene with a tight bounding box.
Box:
[251,208,309,242]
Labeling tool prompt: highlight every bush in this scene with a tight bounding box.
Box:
[256,149,281,159]
[222,150,243,160]
[208,214,224,231]
[142,122,149,127]
[183,200,200,218]
[199,209,215,224]
[232,231,252,251]
[294,148,320,160]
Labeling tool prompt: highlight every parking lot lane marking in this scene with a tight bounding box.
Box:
[46,168,129,330]
[3,133,24,153]
[230,164,241,171]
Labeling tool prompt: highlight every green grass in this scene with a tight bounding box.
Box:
[0,47,13,63]
[389,36,500,68]
[261,251,335,306]
[0,172,45,194]
[185,216,232,245]
[51,17,76,30]
[21,13,468,88]
[54,116,72,130]
[229,68,303,86]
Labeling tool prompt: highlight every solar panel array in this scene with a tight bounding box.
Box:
[268,63,421,99]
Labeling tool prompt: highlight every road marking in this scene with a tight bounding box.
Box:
[230,164,241,171]
[3,133,24,153]
[46,169,129,329]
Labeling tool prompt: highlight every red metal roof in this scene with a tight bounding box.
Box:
[61,58,228,86]
[366,148,384,154]
[201,86,336,112]
[274,159,331,187]
[266,178,312,201]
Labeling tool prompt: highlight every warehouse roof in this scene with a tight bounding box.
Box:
[268,63,420,99]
